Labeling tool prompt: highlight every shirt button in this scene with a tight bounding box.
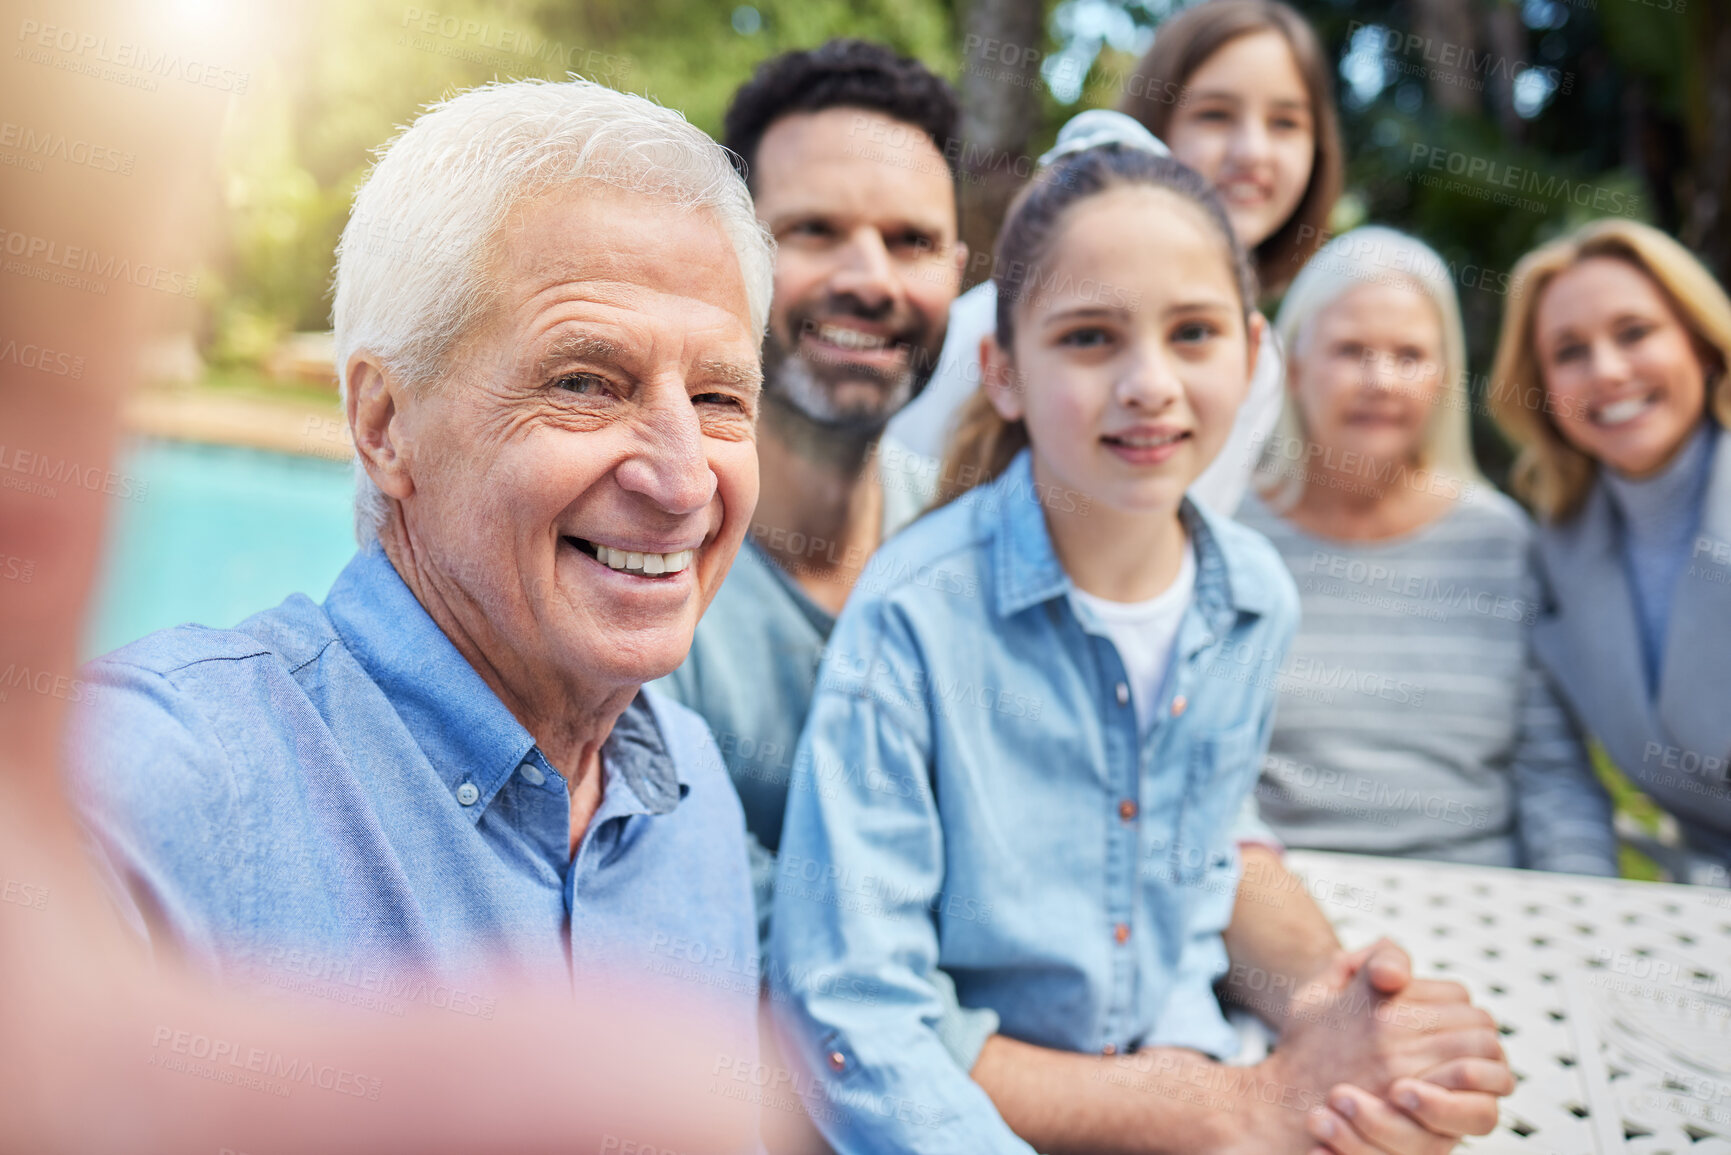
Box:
[519,762,545,787]
[1115,682,1130,706]
[1118,798,1138,821]
[1102,1043,1117,1056]
[827,1050,847,1073]
[1114,922,1130,944]
[1170,694,1188,717]
[455,782,480,807]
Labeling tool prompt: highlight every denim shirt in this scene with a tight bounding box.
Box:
[769,450,1298,1155]
[653,436,937,930]
[66,546,760,1083]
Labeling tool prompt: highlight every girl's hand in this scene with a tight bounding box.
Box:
[1290,939,1514,1154]
[1305,1059,1515,1155]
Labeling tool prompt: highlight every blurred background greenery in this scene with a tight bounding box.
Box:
[203,0,956,373]
[204,0,1722,459]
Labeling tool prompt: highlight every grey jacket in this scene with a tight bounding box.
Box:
[1531,427,1731,872]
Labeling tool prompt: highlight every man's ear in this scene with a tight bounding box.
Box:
[346,355,415,502]
[952,239,970,284]
[980,334,1024,422]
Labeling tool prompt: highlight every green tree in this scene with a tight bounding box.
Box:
[207,0,962,370]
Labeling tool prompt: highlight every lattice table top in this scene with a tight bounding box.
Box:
[1284,851,1731,1155]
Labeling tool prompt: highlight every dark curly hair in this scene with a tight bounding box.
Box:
[722,38,961,191]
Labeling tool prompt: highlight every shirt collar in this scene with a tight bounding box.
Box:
[324,546,686,822]
[988,451,1073,616]
[985,448,1271,632]
[604,693,689,816]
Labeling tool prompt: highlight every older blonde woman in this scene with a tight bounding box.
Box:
[1490,220,1731,885]
[1238,226,1617,874]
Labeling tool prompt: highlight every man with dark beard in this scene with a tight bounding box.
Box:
[654,39,1002,1074]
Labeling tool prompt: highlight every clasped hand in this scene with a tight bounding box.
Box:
[1246,939,1514,1155]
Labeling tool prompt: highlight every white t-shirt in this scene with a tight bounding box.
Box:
[1068,540,1197,735]
[886,281,1286,517]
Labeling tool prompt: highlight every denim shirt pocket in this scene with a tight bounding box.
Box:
[1169,719,1260,885]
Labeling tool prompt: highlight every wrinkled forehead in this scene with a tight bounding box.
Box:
[493,182,741,292]
[422,183,761,390]
[462,183,754,359]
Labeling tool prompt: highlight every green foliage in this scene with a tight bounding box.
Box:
[207,0,1703,446]
[206,0,962,365]
[594,0,960,136]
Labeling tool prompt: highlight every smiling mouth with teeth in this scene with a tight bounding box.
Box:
[1593,394,1658,427]
[817,324,886,351]
[565,537,694,577]
[804,321,912,359]
[1103,431,1187,448]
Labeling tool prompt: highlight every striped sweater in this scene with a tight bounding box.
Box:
[1236,488,1618,875]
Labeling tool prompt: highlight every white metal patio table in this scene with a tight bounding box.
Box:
[1282,851,1731,1155]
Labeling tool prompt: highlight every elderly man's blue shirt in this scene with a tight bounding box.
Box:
[68,546,759,1039]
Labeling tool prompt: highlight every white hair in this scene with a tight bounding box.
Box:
[1260,225,1482,510]
[332,77,773,541]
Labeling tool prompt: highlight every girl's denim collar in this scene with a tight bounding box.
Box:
[978,449,1272,634]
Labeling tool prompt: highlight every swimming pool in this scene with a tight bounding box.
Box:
[84,439,359,658]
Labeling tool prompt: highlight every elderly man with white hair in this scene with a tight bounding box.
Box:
[66,79,770,1070]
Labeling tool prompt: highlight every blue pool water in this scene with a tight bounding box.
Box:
[84,439,359,658]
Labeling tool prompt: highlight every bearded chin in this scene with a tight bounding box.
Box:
[761,336,927,433]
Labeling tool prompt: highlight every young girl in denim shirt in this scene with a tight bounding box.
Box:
[769,141,1309,1152]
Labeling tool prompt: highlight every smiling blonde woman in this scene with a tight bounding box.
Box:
[1490,219,1731,885]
